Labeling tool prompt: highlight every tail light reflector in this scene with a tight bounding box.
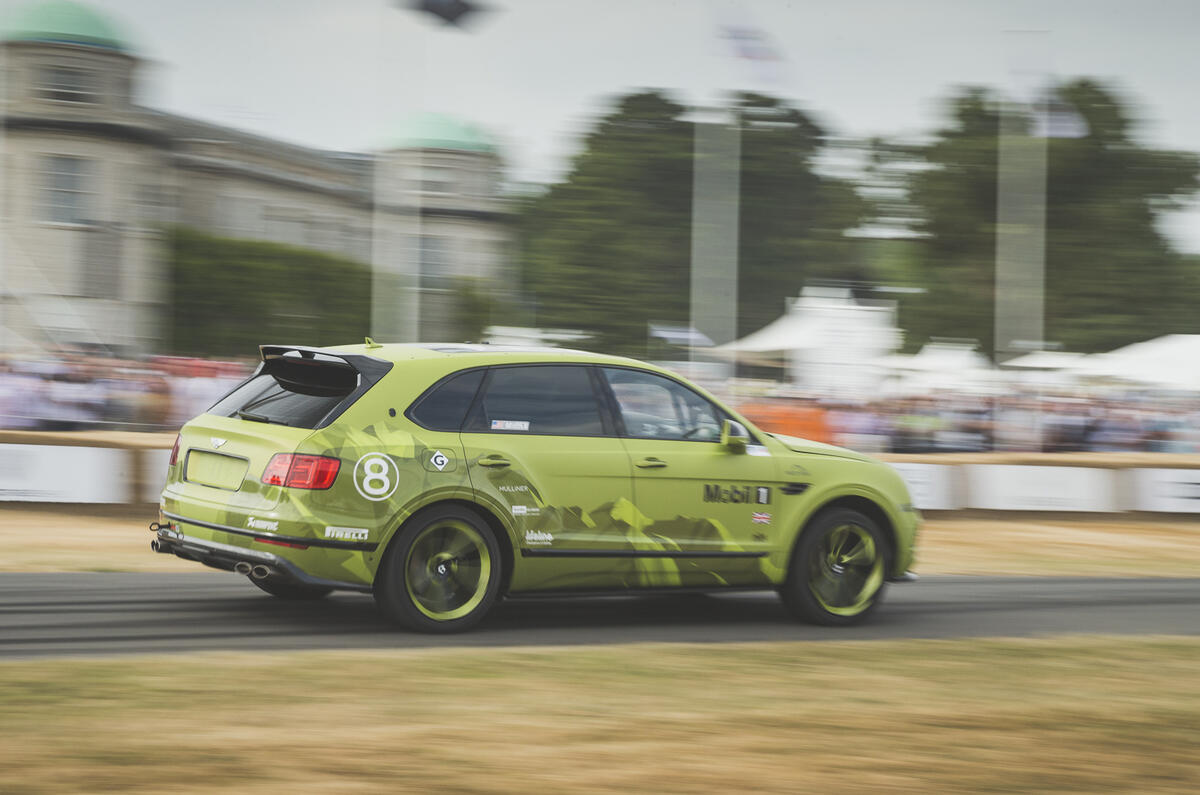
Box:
[261,454,340,489]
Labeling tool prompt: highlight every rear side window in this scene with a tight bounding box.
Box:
[407,369,485,431]
[465,365,604,436]
[209,359,358,429]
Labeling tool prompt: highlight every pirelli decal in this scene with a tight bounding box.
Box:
[703,484,771,505]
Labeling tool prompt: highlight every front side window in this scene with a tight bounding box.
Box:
[602,367,722,442]
[42,155,91,224]
[466,365,604,436]
[38,66,97,103]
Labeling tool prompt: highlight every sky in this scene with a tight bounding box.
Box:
[11,0,1200,249]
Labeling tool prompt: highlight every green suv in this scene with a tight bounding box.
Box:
[153,343,918,632]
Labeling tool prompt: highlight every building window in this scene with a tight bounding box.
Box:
[419,235,451,290]
[420,165,456,194]
[38,66,98,103]
[265,215,306,246]
[82,225,122,300]
[42,155,92,224]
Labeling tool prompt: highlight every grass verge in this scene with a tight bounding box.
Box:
[1,505,1198,576]
[1,638,1199,793]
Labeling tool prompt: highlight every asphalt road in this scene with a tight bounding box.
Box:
[0,573,1197,658]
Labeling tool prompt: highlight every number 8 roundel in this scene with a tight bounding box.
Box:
[353,453,400,501]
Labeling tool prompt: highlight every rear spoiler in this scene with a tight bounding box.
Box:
[258,344,393,382]
[202,344,394,430]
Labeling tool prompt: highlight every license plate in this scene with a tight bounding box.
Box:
[185,450,249,491]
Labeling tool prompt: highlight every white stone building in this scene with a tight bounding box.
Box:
[0,0,511,354]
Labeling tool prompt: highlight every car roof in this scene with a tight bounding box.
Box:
[320,342,648,370]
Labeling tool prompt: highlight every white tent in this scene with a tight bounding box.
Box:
[1073,334,1200,390]
[878,340,1000,396]
[998,350,1089,390]
[714,287,902,396]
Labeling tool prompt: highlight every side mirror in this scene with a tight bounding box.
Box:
[720,419,749,454]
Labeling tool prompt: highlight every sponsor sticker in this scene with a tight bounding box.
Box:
[524,530,554,546]
[245,516,279,532]
[429,450,449,471]
[511,505,540,517]
[491,419,530,431]
[325,526,369,541]
[210,437,228,449]
[498,484,529,493]
[751,512,771,525]
[702,484,771,504]
[353,453,400,502]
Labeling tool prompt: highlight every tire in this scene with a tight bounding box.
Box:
[780,508,889,626]
[250,577,333,600]
[374,505,502,633]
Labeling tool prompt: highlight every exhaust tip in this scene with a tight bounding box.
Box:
[234,562,254,576]
[250,565,272,580]
[150,540,159,553]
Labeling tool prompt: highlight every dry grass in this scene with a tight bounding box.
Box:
[0,506,194,573]
[2,504,1198,577]
[1,637,1198,793]
[916,515,1200,576]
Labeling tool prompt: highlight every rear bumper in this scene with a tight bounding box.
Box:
[152,524,373,593]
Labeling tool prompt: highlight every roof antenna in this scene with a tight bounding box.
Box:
[364,337,382,349]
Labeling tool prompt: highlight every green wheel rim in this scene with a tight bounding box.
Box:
[405,519,492,621]
[806,522,884,617]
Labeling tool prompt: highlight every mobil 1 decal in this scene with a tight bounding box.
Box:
[702,484,771,504]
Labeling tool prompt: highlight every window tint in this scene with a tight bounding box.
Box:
[209,360,358,429]
[602,367,722,441]
[467,365,603,436]
[408,369,484,431]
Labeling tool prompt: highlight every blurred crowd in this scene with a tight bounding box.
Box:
[738,394,1200,454]
[0,355,252,433]
[2,354,1198,454]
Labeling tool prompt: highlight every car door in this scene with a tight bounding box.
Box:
[599,366,780,587]
[458,364,643,589]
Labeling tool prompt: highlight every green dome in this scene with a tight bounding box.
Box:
[3,0,132,52]
[391,113,496,154]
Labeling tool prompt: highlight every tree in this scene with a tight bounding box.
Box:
[168,227,371,357]
[892,80,1200,355]
[517,90,868,357]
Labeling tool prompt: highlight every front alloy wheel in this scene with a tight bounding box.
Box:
[781,508,889,626]
[376,506,501,633]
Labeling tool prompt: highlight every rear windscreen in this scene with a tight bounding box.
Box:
[208,358,359,428]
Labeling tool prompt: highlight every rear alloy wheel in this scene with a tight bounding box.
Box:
[250,577,333,600]
[375,506,501,633]
[781,508,889,626]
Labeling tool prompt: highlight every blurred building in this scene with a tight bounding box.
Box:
[0,0,510,354]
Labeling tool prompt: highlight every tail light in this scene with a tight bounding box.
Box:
[168,434,181,467]
[261,454,340,489]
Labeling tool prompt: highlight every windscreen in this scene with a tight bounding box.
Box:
[208,358,359,428]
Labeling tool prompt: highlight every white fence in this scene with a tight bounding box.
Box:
[887,460,1200,513]
[0,432,1197,513]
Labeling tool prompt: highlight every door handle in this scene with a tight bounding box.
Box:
[635,457,667,469]
[477,455,511,468]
